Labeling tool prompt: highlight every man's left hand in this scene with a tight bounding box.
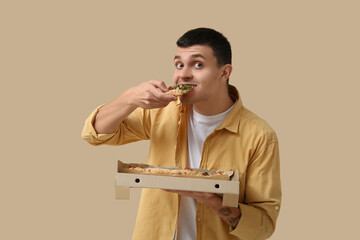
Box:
[163,189,242,229]
[164,189,220,207]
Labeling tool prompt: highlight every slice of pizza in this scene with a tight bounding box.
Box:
[166,84,194,97]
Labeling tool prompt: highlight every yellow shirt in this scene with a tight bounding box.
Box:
[82,86,281,240]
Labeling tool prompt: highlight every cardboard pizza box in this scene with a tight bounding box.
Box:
[115,161,240,207]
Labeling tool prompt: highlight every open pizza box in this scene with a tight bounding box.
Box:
[115,161,240,207]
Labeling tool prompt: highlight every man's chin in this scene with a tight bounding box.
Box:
[179,95,192,105]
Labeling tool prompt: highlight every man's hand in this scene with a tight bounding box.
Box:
[94,80,176,134]
[164,190,242,229]
[165,189,217,206]
[128,80,177,109]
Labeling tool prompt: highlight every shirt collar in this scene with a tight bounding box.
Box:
[216,85,243,133]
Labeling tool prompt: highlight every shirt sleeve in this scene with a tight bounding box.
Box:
[81,105,151,146]
[230,141,281,240]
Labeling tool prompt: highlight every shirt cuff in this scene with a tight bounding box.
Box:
[81,105,119,144]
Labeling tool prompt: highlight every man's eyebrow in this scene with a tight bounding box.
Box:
[174,54,206,60]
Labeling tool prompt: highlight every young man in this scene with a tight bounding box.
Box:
[82,28,281,240]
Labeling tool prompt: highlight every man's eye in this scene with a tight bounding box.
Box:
[195,62,203,68]
[176,62,184,69]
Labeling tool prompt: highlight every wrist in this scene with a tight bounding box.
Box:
[120,88,139,110]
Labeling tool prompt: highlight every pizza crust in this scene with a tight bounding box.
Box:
[165,88,192,96]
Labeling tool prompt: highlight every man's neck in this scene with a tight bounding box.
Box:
[193,94,234,116]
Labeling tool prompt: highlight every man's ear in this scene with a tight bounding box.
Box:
[221,64,232,81]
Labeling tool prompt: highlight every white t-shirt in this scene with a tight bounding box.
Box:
[177,103,236,240]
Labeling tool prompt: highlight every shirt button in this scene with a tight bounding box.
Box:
[197,218,201,222]
[275,206,280,211]
[174,145,177,149]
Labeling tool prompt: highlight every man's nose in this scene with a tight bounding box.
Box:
[178,66,192,80]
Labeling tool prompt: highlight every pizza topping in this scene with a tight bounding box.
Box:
[171,85,194,90]
[165,84,194,97]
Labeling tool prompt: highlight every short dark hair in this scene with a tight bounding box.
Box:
[176,28,232,67]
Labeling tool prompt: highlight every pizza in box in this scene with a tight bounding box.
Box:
[118,161,233,180]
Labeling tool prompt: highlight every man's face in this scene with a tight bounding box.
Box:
[173,45,224,105]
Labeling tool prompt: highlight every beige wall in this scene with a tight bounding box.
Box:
[1,1,359,239]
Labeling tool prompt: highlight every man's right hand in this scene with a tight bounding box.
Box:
[93,80,177,134]
[127,80,177,109]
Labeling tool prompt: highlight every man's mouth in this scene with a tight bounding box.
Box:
[178,83,197,87]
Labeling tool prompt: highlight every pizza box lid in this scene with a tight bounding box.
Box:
[115,161,240,207]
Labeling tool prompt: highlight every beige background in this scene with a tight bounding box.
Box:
[1,0,359,239]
